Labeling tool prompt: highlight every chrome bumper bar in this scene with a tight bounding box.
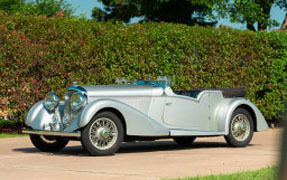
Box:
[22,128,81,138]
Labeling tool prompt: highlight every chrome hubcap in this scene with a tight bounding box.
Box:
[231,114,250,141]
[89,117,118,150]
[95,127,111,139]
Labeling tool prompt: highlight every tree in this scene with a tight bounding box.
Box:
[92,0,218,26]
[215,0,287,31]
[25,0,74,17]
[0,0,25,14]
[0,0,74,17]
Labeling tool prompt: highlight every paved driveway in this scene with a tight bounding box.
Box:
[0,129,281,180]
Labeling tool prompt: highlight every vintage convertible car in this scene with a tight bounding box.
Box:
[23,77,268,155]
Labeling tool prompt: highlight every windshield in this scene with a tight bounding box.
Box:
[116,76,173,88]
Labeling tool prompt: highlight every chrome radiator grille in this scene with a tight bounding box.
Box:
[63,88,87,126]
[64,91,73,125]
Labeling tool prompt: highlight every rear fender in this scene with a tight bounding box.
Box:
[215,98,268,135]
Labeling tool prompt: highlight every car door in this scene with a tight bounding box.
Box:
[163,93,211,131]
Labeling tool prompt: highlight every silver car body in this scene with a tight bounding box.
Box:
[25,83,268,138]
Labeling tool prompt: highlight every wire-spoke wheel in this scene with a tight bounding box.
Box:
[231,114,250,141]
[224,108,254,147]
[81,111,124,156]
[89,117,119,151]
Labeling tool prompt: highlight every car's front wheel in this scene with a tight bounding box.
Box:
[30,135,69,152]
[81,111,124,156]
[224,108,254,147]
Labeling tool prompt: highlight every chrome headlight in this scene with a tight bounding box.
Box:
[70,93,86,112]
[44,92,59,112]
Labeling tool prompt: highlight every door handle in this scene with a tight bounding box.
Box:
[166,102,172,106]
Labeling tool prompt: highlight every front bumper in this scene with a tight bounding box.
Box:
[22,128,81,138]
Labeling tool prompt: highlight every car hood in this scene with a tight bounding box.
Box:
[77,85,164,97]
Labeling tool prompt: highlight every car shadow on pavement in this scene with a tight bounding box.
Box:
[119,141,229,154]
[13,140,256,156]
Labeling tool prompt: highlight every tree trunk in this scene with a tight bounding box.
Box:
[280,14,287,30]
[247,22,256,31]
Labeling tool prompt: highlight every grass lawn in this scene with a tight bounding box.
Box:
[0,133,27,138]
[165,166,277,180]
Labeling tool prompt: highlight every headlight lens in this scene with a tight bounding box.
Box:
[44,92,59,112]
[70,93,86,112]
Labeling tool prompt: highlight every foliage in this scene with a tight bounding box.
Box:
[1,13,287,123]
[0,133,27,138]
[0,120,23,133]
[215,0,287,31]
[0,0,25,14]
[0,0,74,17]
[92,0,218,26]
[164,166,277,180]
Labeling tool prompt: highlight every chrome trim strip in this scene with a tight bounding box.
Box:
[22,129,81,137]
[68,86,87,95]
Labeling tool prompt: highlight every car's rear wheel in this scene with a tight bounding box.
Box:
[224,108,254,147]
[30,135,69,152]
[173,136,196,145]
[81,111,124,156]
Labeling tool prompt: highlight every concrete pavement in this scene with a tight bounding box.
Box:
[0,129,281,180]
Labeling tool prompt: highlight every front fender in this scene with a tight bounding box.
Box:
[25,101,54,130]
[216,98,268,135]
[79,99,169,136]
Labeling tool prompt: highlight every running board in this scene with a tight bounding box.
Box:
[22,128,81,138]
[170,130,225,136]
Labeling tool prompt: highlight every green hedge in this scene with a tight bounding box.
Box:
[1,12,287,122]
